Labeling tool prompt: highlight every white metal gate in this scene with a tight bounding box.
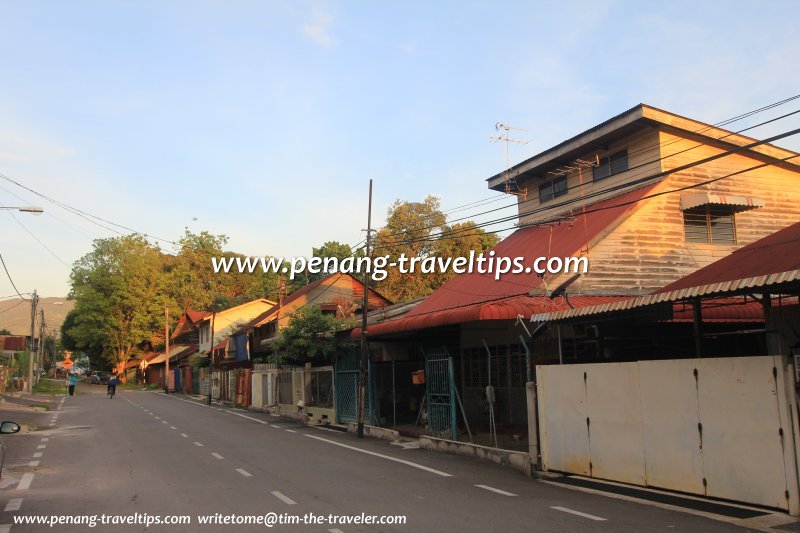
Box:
[536,355,800,513]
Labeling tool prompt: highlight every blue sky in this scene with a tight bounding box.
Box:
[1,0,798,296]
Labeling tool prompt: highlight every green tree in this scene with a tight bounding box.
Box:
[67,235,166,372]
[0,328,11,335]
[372,196,500,302]
[165,229,280,309]
[271,306,354,366]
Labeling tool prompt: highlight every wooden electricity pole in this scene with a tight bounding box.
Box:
[357,179,373,438]
[165,304,170,394]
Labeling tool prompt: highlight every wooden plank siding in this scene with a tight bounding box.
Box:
[530,129,800,295]
[517,127,662,226]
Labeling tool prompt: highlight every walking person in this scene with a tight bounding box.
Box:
[67,373,77,396]
[107,374,118,399]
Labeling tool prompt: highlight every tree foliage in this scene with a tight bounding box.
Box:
[63,230,276,370]
[271,306,354,366]
[372,196,500,302]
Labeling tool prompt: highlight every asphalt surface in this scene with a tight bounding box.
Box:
[0,382,772,532]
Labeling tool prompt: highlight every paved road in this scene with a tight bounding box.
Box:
[0,383,764,532]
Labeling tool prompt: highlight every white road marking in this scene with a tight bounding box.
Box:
[40,438,48,442]
[161,421,168,424]
[170,426,177,430]
[270,424,281,429]
[211,453,224,460]
[194,442,204,447]
[154,416,160,419]
[329,529,345,533]
[28,461,39,467]
[48,423,54,427]
[36,445,46,450]
[475,484,517,496]
[225,411,268,424]
[180,433,189,438]
[551,506,607,521]
[17,473,34,490]
[303,434,453,477]
[285,429,297,434]
[271,491,296,505]
[32,453,42,458]
[236,469,252,477]
[4,498,22,511]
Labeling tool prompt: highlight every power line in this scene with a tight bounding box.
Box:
[0,252,29,301]
[0,172,177,245]
[377,107,800,244]
[371,126,800,250]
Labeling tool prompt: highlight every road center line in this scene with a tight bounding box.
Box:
[180,433,189,438]
[271,491,296,505]
[475,484,517,496]
[16,473,34,491]
[270,425,280,429]
[236,469,252,477]
[285,429,297,434]
[303,434,453,477]
[550,506,607,521]
[36,445,46,450]
[161,421,168,424]
[28,461,39,468]
[40,438,48,442]
[194,442,204,447]
[4,498,22,512]
[32,453,42,459]
[211,453,224,460]
[170,426,177,430]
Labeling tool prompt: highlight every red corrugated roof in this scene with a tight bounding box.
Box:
[187,310,211,323]
[657,220,800,294]
[670,298,765,322]
[0,336,26,352]
[384,185,658,335]
[355,295,628,337]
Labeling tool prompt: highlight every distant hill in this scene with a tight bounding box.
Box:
[0,297,75,336]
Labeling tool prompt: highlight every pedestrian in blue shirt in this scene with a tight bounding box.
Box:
[107,375,118,399]
[67,374,77,396]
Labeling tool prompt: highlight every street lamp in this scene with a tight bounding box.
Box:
[0,206,44,214]
[1,206,45,394]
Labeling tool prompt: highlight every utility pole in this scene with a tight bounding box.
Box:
[356,179,373,438]
[38,309,44,385]
[207,311,215,405]
[27,290,38,394]
[165,304,170,394]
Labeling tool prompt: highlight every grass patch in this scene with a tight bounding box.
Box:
[120,382,160,391]
[29,403,50,411]
[33,379,68,395]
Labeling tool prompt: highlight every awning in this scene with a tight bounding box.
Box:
[352,295,627,338]
[679,192,764,213]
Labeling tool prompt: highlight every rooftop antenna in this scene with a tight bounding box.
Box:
[489,123,529,199]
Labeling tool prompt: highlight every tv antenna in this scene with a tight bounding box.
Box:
[489,123,529,198]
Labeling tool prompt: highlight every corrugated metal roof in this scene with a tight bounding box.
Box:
[529,220,800,323]
[398,185,658,325]
[680,192,764,212]
[357,295,626,338]
[0,336,26,352]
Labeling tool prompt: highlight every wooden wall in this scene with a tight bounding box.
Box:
[551,130,800,295]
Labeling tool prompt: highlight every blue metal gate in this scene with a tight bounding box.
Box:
[172,368,182,391]
[424,348,457,440]
[335,350,374,425]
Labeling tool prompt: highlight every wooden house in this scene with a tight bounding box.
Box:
[352,103,800,450]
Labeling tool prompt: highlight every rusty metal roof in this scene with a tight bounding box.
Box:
[355,295,627,338]
[387,184,658,332]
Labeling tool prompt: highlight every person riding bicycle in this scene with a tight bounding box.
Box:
[107,375,118,398]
